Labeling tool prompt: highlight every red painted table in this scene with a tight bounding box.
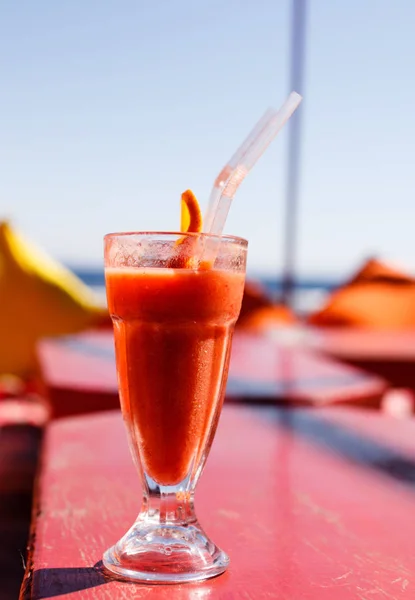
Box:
[21,404,415,598]
[36,331,388,418]
[310,328,415,391]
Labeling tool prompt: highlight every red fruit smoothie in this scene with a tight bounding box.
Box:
[105,267,245,485]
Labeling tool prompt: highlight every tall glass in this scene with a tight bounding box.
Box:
[102,232,247,583]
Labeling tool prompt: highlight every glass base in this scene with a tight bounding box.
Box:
[102,519,229,584]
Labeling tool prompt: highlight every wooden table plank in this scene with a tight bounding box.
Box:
[37,331,388,418]
[228,333,387,406]
[310,328,415,390]
[310,405,415,461]
[22,404,415,599]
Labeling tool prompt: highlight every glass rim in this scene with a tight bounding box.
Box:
[104,231,248,246]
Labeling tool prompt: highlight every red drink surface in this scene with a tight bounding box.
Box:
[105,267,245,485]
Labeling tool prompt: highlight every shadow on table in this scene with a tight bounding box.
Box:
[27,561,216,597]
[26,563,106,598]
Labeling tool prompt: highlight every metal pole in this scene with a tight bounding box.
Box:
[281,0,307,307]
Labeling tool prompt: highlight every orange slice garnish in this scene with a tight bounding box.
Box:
[180,189,203,233]
[168,190,204,269]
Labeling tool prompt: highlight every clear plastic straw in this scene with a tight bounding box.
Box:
[201,91,302,263]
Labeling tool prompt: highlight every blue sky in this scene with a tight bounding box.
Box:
[1,1,415,278]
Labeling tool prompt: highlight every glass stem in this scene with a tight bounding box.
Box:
[142,476,197,526]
